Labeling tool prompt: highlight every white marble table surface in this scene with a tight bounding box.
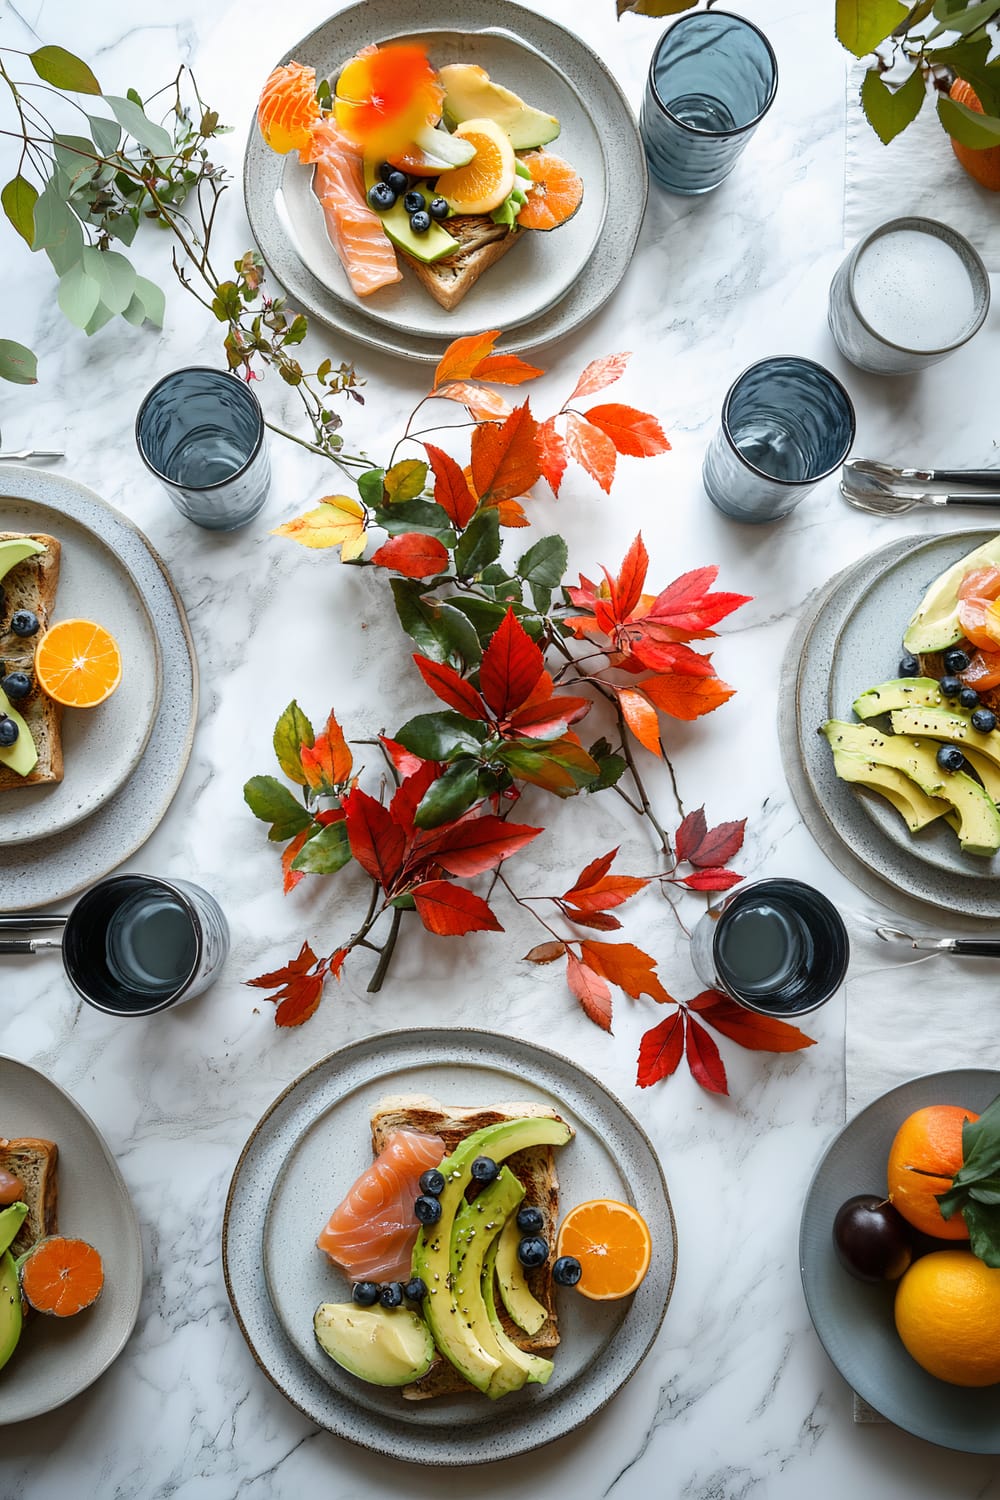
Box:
[1,0,999,1495]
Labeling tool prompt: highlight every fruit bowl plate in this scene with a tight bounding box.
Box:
[224,1028,676,1465]
[800,1068,1000,1452]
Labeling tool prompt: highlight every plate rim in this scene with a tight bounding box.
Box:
[222,1025,677,1464]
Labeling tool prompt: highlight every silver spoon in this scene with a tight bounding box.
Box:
[0,449,64,461]
[841,481,1000,515]
[846,458,1000,491]
[875,924,1000,956]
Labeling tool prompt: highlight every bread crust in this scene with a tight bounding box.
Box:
[0,532,64,791]
[402,220,522,311]
[0,1136,58,1259]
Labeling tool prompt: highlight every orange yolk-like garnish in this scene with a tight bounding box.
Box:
[334,44,442,160]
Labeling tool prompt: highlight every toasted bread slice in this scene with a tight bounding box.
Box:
[0,532,64,792]
[370,1095,562,1401]
[0,1137,58,1259]
[402,217,522,311]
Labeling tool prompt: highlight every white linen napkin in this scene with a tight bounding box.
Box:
[845,61,1000,270]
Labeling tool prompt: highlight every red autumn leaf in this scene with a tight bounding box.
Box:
[495,497,530,528]
[471,351,544,385]
[247,939,319,989]
[412,880,503,936]
[580,940,672,1003]
[412,654,487,720]
[470,402,540,503]
[584,402,670,459]
[675,808,747,868]
[689,990,817,1053]
[565,874,650,912]
[479,608,545,718]
[508,671,590,737]
[675,808,707,864]
[647,567,752,637]
[566,953,613,1031]
[682,867,743,892]
[342,786,406,890]
[423,442,477,529]
[301,708,353,790]
[605,533,648,623]
[433,330,500,388]
[370,533,449,580]
[685,1013,728,1095]
[642,673,735,721]
[381,735,424,778]
[616,686,661,756]
[628,636,715,677]
[524,940,566,964]
[389,760,441,835]
[247,940,330,1027]
[281,829,310,893]
[568,351,631,402]
[636,1010,685,1088]
[536,415,568,496]
[274,946,347,1027]
[421,815,542,877]
[438,382,512,421]
[562,909,622,931]
[566,848,617,896]
[565,411,616,494]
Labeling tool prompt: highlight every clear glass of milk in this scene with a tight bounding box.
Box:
[829,217,989,374]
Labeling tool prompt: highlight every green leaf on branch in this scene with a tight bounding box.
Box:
[396,711,488,761]
[928,0,1000,38]
[616,0,696,17]
[290,819,352,874]
[938,92,1000,146]
[81,247,136,315]
[105,95,174,157]
[375,498,454,539]
[273,700,314,786]
[454,508,502,577]
[936,1094,1000,1266]
[29,45,102,95]
[2,177,38,246]
[836,0,908,56]
[860,63,926,142]
[57,262,101,329]
[413,758,483,827]
[87,113,122,156]
[243,776,313,841]
[122,276,166,329]
[358,467,385,507]
[517,535,568,588]
[390,580,482,666]
[384,459,428,503]
[0,340,38,386]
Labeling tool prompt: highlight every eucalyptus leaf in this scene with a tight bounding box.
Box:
[395,712,488,761]
[31,176,83,275]
[2,176,38,247]
[273,700,314,786]
[836,0,909,56]
[938,92,1000,146]
[413,759,482,828]
[29,45,101,95]
[53,134,99,186]
[290,819,352,874]
[84,299,116,336]
[860,63,926,143]
[243,775,313,841]
[134,276,165,328]
[81,246,136,315]
[57,262,101,329]
[0,339,38,386]
[105,95,174,157]
[88,113,122,156]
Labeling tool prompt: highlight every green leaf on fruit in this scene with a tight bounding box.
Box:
[860,64,926,143]
[29,45,101,95]
[938,93,1000,147]
[0,340,38,386]
[930,38,1000,119]
[836,0,909,57]
[937,1093,1000,1266]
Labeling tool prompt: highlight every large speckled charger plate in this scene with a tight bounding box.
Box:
[780,531,1000,920]
[800,1069,1000,1452]
[0,468,197,911]
[244,0,645,362]
[0,493,162,847]
[224,1028,676,1465]
[0,1054,143,1424]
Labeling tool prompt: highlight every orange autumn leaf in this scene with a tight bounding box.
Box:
[436,381,513,421]
[471,352,545,385]
[300,709,353,789]
[470,403,540,503]
[281,829,310,893]
[687,990,816,1053]
[433,330,502,389]
[370,532,449,579]
[579,940,672,1003]
[536,415,568,496]
[566,953,613,1031]
[615,686,661,756]
[568,352,632,402]
[524,940,567,964]
[643,672,735,721]
[584,403,670,458]
[565,411,617,493]
[412,881,503,936]
[423,442,477,528]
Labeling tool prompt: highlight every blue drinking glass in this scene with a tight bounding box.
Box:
[702,356,856,523]
[641,11,778,195]
[135,367,271,530]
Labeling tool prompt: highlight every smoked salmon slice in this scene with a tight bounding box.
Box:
[301,118,402,299]
[317,1128,445,1282]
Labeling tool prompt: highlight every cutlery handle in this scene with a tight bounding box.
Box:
[0,915,67,930]
[0,939,45,955]
[944,495,1000,507]
[933,469,1000,487]
[951,939,1000,957]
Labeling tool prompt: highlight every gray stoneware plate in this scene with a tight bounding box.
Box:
[279,27,607,339]
[0,493,162,848]
[800,1069,1000,1452]
[243,0,645,362]
[0,468,197,911]
[224,1028,676,1465]
[0,1054,143,1424]
[783,531,1000,920]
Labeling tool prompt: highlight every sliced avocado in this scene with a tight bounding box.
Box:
[904,536,1000,654]
[452,1168,530,1398]
[439,64,560,149]
[0,537,44,585]
[362,160,458,264]
[0,1203,28,1259]
[313,1302,434,1386]
[411,1114,573,1394]
[0,685,38,779]
[831,747,949,832]
[495,1213,547,1335]
[891,705,1000,771]
[852,678,946,720]
[0,1250,21,1372]
[961,746,1000,802]
[479,1177,553,1388]
[872,703,1000,798]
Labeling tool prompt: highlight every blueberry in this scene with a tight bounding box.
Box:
[377,161,396,183]
[379,1281,404,1308]
[960,687,980,710]
[403,190,425,214]
[0,716,17,748]
[939,675,963,699]
[973,708,998,733]
[418,1168,446,1197]
[470,1156,499,1184]
[386,169,408,196]
[367,182,396,212]
[937,744,965,772]
[10,610,38,638]
[352,1280,379,1307]
[414,1194,442,1225]
[516,1205,544,1234]
[429,196,449,221]
[517,1235,548,1269]
[898,651,920,678]
[409,210,431,235]
[404,1277,428,1302]
[944,649,971,674]
[1,671,30,701]
[552,1255,582,1287]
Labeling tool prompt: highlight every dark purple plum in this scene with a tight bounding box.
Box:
[833,1194,913,1283]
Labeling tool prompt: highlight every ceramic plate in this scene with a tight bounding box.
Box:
[244,0,645,362]
[0,1054,143,1424]
[0,468,197,912]
[277,26,607,339]
[800,1069,1000,1452]
[0,493,162,848]
[224,1028,676,1465]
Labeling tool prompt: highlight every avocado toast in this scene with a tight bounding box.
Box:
[0,533,63,791]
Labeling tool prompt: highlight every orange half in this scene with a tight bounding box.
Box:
[555,1198,652,1301]
[35,619,122,708]
[516,151,583,231]
[434,118,516,214]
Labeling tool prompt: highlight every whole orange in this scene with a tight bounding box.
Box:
[886,1104,977,1239]
[948,79,1000,192]
[895,1249,1000,1387]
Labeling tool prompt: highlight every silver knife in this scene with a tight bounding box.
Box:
[846,458,1000,491]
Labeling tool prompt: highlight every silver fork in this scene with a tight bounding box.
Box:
[875,924,1000,956]
[841,481,1000,515]
[846,458,1000,491]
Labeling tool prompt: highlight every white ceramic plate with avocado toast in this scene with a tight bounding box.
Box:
[223,1028,676,1465]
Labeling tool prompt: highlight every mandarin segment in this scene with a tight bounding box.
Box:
[257,61,321,159]
[555,1198,652,1300]
[886,1104,976,1240]
[35,619,122,708]
[516,151,583,231]
[20,1235,104,1318]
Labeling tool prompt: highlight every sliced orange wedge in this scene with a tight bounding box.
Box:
[555,1199,652,1301]
[35,619,122,708]
[257,60,321,159]
[434,117,516,214]
[516,151,583,231]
